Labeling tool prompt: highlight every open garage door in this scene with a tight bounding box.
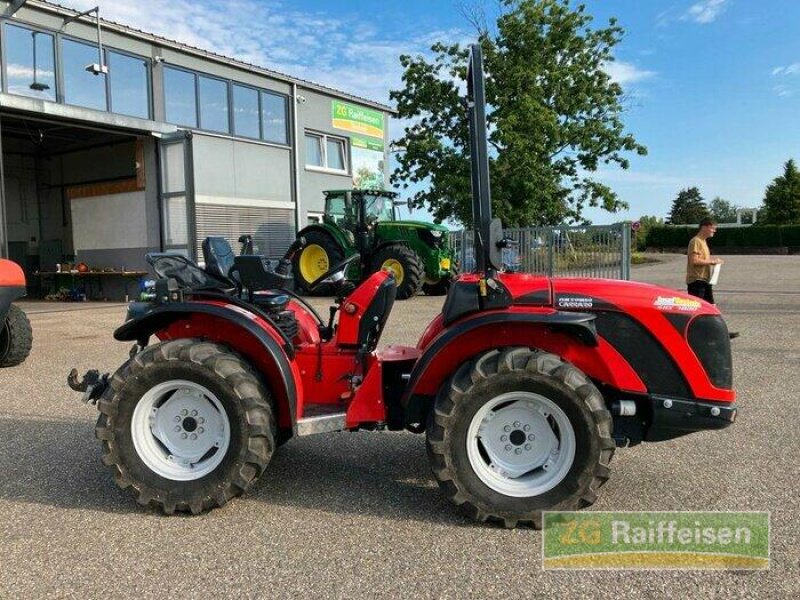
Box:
[158,132,195,258]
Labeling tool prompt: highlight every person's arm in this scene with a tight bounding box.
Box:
[689,253,723,266]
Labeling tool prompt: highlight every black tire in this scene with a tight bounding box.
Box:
[371,244,423,300]
[293,230,344,296]
[95,339,276,515]
[0,304,33,367]
[422,278,451,296]
[426,347,614,528]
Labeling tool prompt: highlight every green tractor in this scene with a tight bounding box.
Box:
[293,189,454,299]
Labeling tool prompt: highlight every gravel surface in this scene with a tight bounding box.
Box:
[1,253,797,598]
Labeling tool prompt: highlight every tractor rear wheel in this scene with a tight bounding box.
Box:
[0,304,33,367]
[293,230,344,295]
[426,347,614,528]
[372,244,423,300]
[95,339,276,514]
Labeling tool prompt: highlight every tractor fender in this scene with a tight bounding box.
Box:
[297,223,350,254]
[401,311,646,427]
[114,302,300,434]
[1,259,27,322]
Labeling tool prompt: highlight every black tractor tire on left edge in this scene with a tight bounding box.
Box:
[0,304,33,367]
[371,244,424,300]
[426,347,615,528]
[95,339,276,515]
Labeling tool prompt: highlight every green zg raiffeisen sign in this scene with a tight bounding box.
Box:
[542,512,770,570]
[332,100,384,140]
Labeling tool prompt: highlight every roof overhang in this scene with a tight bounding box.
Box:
[0,93,178,136]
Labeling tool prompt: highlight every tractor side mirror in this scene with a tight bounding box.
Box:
[392,198,413,213]
[488,218,504,270]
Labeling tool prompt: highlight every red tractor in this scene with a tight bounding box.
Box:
[69,47,735,527]
[1,258,33,368]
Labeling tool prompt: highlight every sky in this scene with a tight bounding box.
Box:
[68,0,800,225]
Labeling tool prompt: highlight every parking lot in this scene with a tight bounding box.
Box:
[1,254,798,598]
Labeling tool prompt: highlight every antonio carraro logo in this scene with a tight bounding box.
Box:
[557,296,594,309]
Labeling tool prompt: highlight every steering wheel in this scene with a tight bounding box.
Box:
[308,253,360,291]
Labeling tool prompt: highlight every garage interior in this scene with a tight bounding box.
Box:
[0,113,151,298]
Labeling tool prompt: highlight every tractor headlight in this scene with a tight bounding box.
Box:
[431,230,443,238]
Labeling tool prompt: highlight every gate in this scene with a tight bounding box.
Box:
[448,223,631,280]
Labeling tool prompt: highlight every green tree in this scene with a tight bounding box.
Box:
[762,159,800,224]
[708,196,739,223]
[667,187,708,225]
[633,214,663,251]
[390,0,647,226]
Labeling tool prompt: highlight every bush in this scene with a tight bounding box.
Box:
[645,225,800,249]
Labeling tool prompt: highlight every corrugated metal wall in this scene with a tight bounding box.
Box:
[195,204,294,260]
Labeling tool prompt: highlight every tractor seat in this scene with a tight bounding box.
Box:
[202,236,236,285]
[357,274,397,350]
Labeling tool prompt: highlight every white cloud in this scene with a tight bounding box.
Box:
[772,85,793,98]
[604,61,656,85]
[772,63,800,77]
[64,0,464,106]
[684,0,730,24]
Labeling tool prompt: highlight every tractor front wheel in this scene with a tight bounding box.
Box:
[293,230,344,296]
[0,304,33,367]
[95,339,276,514]
[372,245,423,300]
[426,348,614,528]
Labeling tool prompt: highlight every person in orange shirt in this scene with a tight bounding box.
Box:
[686,217,724,304]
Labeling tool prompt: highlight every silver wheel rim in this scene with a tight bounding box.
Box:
[131,379,231,481]
[466,391,576,497]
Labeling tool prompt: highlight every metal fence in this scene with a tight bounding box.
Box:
[448,224,631,280]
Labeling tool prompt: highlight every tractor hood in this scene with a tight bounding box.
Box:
[376,220,449,233]
[549,278,721,318]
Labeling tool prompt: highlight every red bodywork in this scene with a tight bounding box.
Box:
[145,268,733,437]
[0,259,26,288]
[1,259,27,320]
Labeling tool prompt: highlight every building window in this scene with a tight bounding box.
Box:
[305,133,323,167]
[3,23,56,101]
[164,66,197,127]
[108,51,149,119]
[198,75,229,133]
[307,212,323,225]
[261,91,288,144]
[62,38,107,111]
[232,84,260,138]
[305,132,348,173]
[326,137,346,171]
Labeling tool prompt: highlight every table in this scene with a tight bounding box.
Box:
[36,271,148,302]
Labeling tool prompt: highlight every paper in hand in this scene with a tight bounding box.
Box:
[709,263,721,286]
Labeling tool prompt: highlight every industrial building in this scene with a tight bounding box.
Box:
[0,0,393,297]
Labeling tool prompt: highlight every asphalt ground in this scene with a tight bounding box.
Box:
[1,254,798,598]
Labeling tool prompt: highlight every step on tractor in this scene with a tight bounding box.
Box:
[1,258,33,368]
[68,46,736,527]
[293,189,454,299]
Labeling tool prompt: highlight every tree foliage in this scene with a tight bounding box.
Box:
[632,214,663,251]
[708,196,739,224]
[667,187,708,225]
[762,159,800,225]
[390,0,646,227]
